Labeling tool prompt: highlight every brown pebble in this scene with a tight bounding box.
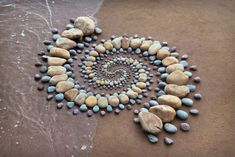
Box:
[194,76,201,83]
[37,85,44,91]
[189,65,197,71]
[43,40,51,45]
[47,94,54,101]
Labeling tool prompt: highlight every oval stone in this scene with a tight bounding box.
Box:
[149,105,176,122]
[85,96,98,107]
[164,123,177,133]
[166,70,189,85]
[157,95,182,109]
[164,84,190,98]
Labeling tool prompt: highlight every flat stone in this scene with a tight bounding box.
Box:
[50,47,70,59]
[56,81,74,93]
[164,84,190,98]
[162,56,179,66]
[97,97,108,108]
[136,82,146,89]
[182,98,193,107]
[147,134,159,143]
[157,49,170,60]
[190,108,199,115]
[149,105,176,122]
[48,57,67,66]
[108,96,120,107]
[47,66,66,76]
[148,43,161,55]
[138,112,163,134]
[157,95,182,109]
[176,110,189,120]
[74,16,95,35]
[61,28,83,39]
[64,88,79,101]
[49,74,68,85]
[132,86,142,94]
[118,94,129,105]
[56,37,76,50]
[166,70,189,85]
[89,50,99,57]
[74,93,87,105]
[166,64,184,73]
[85,96,97,107]
[95,44,106,53]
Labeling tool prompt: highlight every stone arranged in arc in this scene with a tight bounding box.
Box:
[36,16,202,145]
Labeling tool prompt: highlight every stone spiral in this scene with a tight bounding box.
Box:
[35,16,202,144]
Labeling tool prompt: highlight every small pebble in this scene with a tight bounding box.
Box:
[37,85,44,91]
[47,94,53,100]
[147,134,158,143]
[133,109,139,115]
[180,123,190,132]
[133,117,140,123]
[80,104,88,112]
[190,108,199,115]
[114,108,120,114]
[182,98,193,107]
[118,104,125,110]
[55,93,64,102]
[57,103,63,109]
[87,110,93,117]
[193,76,201,83]
[73,108,79,115]
[106,105,113,112]
[164,123,177,134]
[92,105,100,113]
[189,65,197,71]
[34,74,41,81]
[100,111,106,116]
[176,110,188,120]
[164,137,174,145]
[194,93,202,100]
[66,102,75,109]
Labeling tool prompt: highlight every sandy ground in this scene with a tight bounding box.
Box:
[90,0,235,157]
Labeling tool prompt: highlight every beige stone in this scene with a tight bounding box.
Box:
[157,95,182,109]
[166,64,184,73]
[74,16,95,35]
[74,93,87,105]
[47,66,66,76]
[49,74,68,85]
[48,57,67,66]
[64,88,79,101]
[56,81,74,93]
[149,105,176,122]
[56,37,76,50]
[166,70,189,85]
[85,96,97,107]
[162,56,179,66]
[164,84,190,98]
[140,40,152,51]
[108,96,120,107]
[61,28,83,39]
[148,43,161,55]
[50,47,70,59]
[157,49,170,60]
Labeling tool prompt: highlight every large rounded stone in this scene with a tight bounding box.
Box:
[132,86,142,94]
[162,56,179,66]
[118,94,129,104]
[149,105,176,122]
[157,95,182,109]
[61,28,83,39]
[47,66,66,76]
[166,70,189,85]
[157,49,170,60]
[130,38,142,49]
[166,63,184,73]
[48,57,67,66]
[89,50,99,57]
[148,43,161,55]
[49,74,68,85]
[64,88,79,101]
[164,84,190,98]
[103,40,113,50]
[140,40,152,51]
[56,81,74,93]
[112,37,122,49]
[85,96,97,107]
[74,93,87,105]
[97,97,108,108]
[108,96,120,107]
[56,37,76,50]
[50,47,70,59]
[74,16,95,35]
[138,112,163,134]
[126,90,138,99]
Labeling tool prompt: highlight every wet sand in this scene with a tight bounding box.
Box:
[90,0,235,157]
[0,0,235,157]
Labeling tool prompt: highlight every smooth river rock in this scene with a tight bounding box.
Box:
[56,81,74,93]
[74,16,95,35]
[85,96,98,107]
[118,94,129,104]
[47,66,66,76]
[148,43,161,55]
[166,63,184,73]
[97,97,108,108]
[74,93,87,105]
[157,95,182,109]
[56,37,77,50]
[64,88,79,101]
[61,28,83,39]
[164,84,190,98]
[162,56,179,66]
[50,47,70,59]
[157,49,170,60]
[108,96,120,107]
[149,105,176,122]
[48,57,67,66]
[138,112,163,134]
[166,70,189,85]
[49,74,68,85]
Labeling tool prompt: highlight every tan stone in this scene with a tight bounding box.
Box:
[136,82,146,89]
[118,94,129,104]
[97,97,108,108]
[132,86,142,94]
[61,28,83,39]
[56,81,74,93]
[126,90,138,99]
[149,105,176,122]
[56,37,76,50]
[157,95,182,109]
[47,66,66,76]
[166,64,184,73]
[121,37,129,49]
[108,96,120,107]
[103,41,113,50]
[138,112,163,134]
[162,56,179,66]
[89,50,99,57]
[112,37,122,49]
[95,44,106,53]
[148,43,161,55]
[157,49,170,60]
[74,16,95,35]
[166,70,189,85]
[130,38,142,49]
[48,57,67,66]
[50,47,70,59]
[74,93,87,105]
[164,84,190,98]
[49,74,68,85]
[85,96,97,107]
[140,40,152,51]
[64,88,79,101]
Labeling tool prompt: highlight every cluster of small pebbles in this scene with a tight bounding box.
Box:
[35,16,202,145]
